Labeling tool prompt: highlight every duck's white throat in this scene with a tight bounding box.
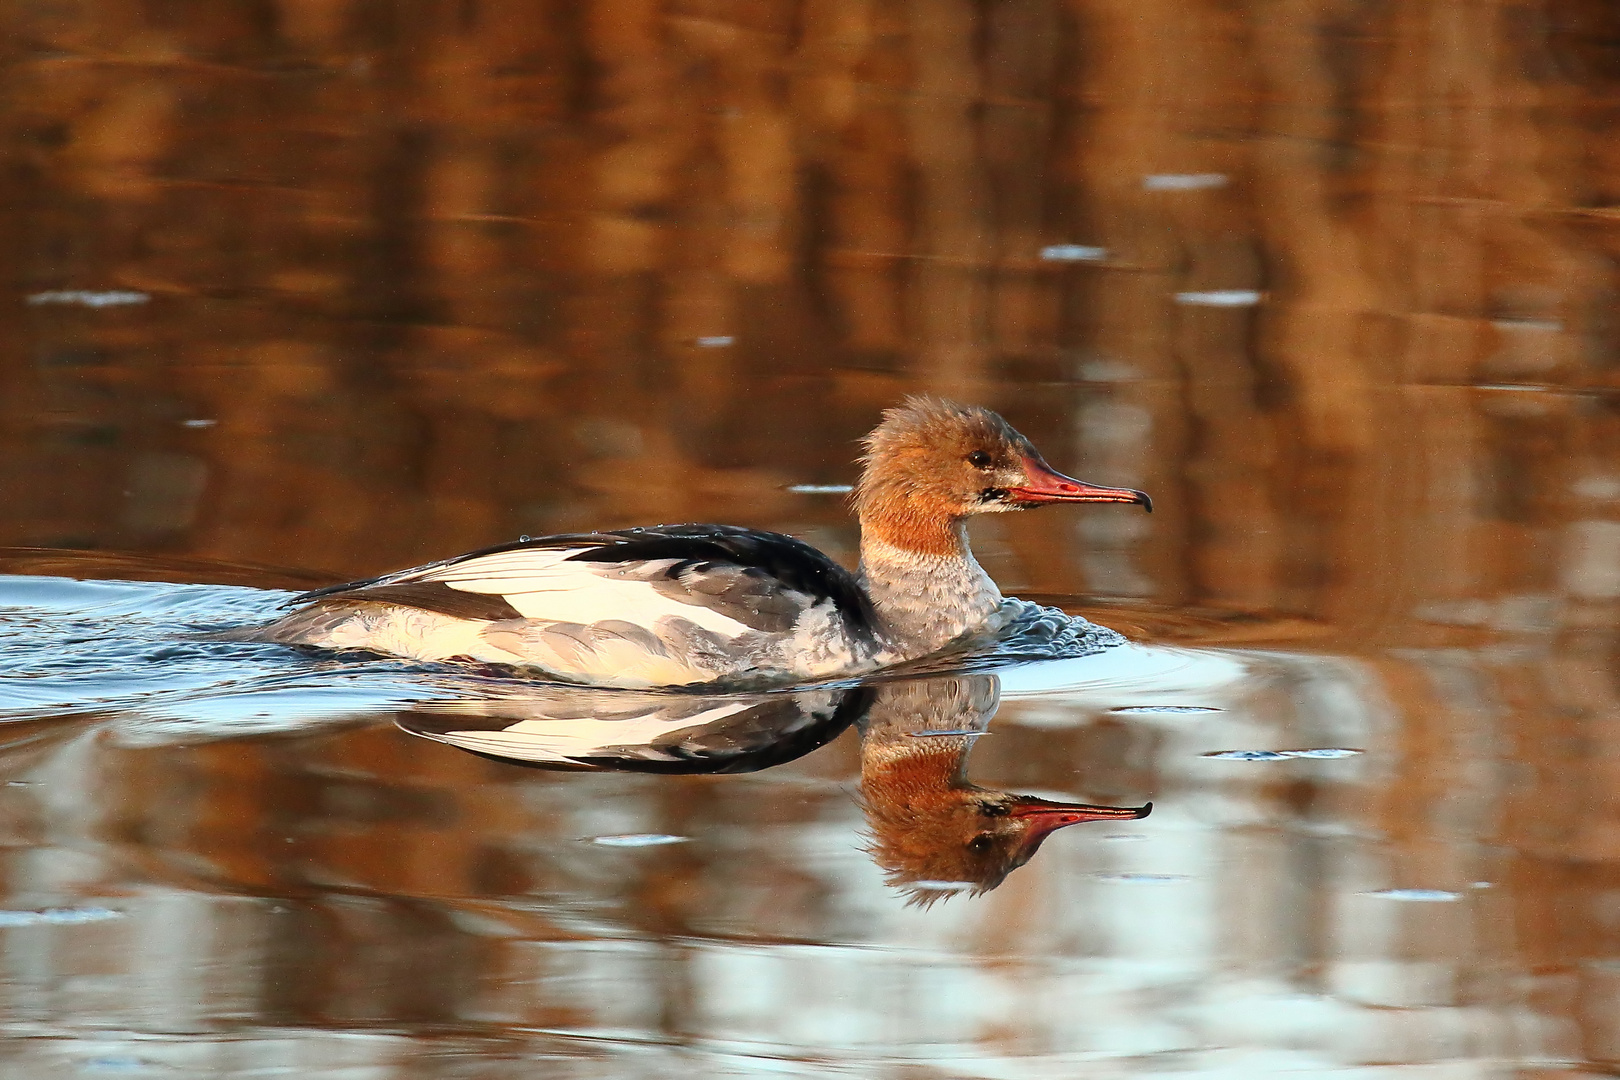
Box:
[858,529,1004,660]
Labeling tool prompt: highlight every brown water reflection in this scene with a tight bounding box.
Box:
[0,629,1606,1073]
[5,0,1620,1072]
[10,0,1618,628]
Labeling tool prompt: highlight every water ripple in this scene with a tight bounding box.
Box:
[1203,748,1363,761]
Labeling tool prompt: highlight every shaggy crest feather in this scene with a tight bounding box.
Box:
[853,397,1025,516]
[852,396,1036,557]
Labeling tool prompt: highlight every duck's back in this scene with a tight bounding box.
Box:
[248,525,882,687]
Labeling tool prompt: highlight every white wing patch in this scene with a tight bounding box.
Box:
[391,547,756,640]
[415,702,756,763]
[276,541,881,686]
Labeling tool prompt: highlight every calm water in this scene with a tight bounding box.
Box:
[4,0,1620,1074]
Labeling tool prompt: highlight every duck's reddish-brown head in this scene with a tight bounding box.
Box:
[853,398,1151,550]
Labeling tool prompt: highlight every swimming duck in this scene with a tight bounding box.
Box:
[245,397,1151,687]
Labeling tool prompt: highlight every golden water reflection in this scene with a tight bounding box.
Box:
[3,0,1620,1072]
[8,0,1619,636]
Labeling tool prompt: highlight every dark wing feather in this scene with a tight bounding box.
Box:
[330,582,524,621]
[562,525,878,635]
[397,684,875,774]
[290,524,878,640]
[291,533,608,603]
[654,562,805,634]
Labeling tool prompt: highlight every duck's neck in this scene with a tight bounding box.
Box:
[856,512,1004,659]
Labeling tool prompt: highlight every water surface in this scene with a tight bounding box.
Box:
[5,0,1620,1073]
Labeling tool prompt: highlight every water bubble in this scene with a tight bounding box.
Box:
[27,289,150,308]
[586,833,689,848]
[1364,888,1461,902]
[1040,244,1107,262]
[0,906,124,927]
[1491,317,1561,332]
[787,484,854,494]
[1203,748,1362,761]
[1175,290,1262,307]
[1143,173,1228,191]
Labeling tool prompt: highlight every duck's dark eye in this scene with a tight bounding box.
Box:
[967,833,994,854]
[967,450,993,469]
[979,802,1010,818]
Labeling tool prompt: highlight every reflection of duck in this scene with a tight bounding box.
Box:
[397,684,872,773]
[859,676,1150,904]
[396,673,1150,905]
[242,398,1149,687]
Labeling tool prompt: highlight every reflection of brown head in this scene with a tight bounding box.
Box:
[858,676,1150,906]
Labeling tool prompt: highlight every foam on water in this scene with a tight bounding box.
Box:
[0,573,464,735]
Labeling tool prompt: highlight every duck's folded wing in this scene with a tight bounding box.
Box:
[291,525,877,641]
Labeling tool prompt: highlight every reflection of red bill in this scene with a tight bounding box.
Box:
[1010,796,1153,857]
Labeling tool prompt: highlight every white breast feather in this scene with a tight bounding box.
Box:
[487,625,726,687]
[297,606,722,685]
[314,608,493,661]
[391,548,755,640]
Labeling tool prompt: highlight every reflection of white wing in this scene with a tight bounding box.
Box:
[411,701,758,764]
[393,549,753,639]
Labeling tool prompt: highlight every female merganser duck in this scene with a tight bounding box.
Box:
[244,397,1150,687]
